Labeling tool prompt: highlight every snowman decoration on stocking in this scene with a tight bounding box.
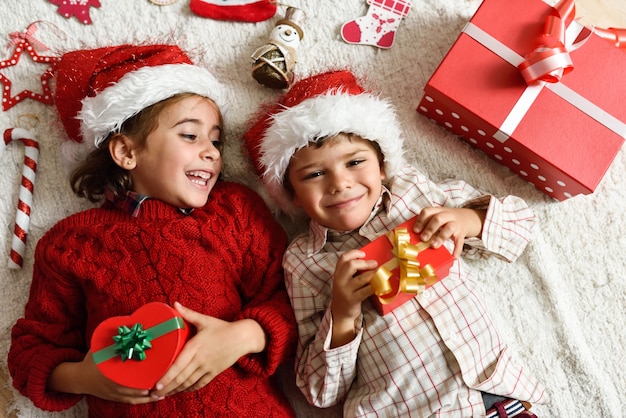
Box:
[341,0,412,49]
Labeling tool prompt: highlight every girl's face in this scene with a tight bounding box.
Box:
[130,96,223,208]
[287,134,385,232]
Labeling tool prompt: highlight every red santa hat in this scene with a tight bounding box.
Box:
[54,44,227,165]
[243,70,406,215]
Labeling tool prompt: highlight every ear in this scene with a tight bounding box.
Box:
[380,163,387,182]
[109,134,137,170]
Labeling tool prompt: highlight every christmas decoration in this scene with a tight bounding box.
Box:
[190,0,277,23]
[341,0,412,49]
[251,7,305,89]
[112,323,152,362]
[91,302,193,389]
[594,26,626,49]
[2,128,39,269]
[417,0,626,201]
[0,23,60,111]
[48,0,102,25]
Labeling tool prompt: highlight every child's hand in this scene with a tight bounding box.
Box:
[150,302,265,399]
[413,207,486,258]
[48,352,154,404]
[329,250,377,347]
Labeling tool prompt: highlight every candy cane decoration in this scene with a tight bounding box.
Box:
[2,128,39,269]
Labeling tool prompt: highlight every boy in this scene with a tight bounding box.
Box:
[244,70,547,417]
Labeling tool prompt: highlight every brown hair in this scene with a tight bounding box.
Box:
[70,93,224,202]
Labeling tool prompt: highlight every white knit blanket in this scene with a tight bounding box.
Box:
[1,1,624,417]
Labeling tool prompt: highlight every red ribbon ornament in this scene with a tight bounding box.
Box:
[0,22,61,111]
[8,24,50,52]
[518,0,586,84]
[594,26,626,49]
[518,0,626,85]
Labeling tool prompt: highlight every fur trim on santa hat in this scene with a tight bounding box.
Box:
[80,63,227,149]
[245,70,407,216]
[55,44,227,168]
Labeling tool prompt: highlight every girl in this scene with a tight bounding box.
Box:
[8,44,297,417]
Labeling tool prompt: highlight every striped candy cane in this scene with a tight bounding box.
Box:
[2,128,39,269]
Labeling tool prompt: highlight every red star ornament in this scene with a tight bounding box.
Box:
[0,38,60,111]
[49,0,102,25]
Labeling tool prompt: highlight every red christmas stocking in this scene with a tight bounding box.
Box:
[341,0,411,49]
[190,0,277,22]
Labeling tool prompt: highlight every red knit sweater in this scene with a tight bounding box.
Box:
[9,181,297,417]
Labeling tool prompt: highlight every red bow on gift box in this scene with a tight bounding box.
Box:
[519,0,626,84]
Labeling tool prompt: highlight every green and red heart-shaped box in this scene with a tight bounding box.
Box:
[91,302,193,389]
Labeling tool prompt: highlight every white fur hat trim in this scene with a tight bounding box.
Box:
[78,63,228,149]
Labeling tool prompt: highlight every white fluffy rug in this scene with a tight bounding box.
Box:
[1,1,625,417]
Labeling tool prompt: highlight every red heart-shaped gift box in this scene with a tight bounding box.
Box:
[91,302,192,389]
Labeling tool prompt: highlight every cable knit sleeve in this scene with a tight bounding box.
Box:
[224,183,297,377]
[8,219,88,411]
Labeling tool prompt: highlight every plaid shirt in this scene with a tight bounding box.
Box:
[284,165,547,417]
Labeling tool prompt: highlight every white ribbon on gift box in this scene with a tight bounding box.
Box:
[462,21,626,143]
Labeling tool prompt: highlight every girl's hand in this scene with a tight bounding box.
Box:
[48,353,154,404]
[330,250,377,347]
[413,207,486,258]
[150,302,265,399]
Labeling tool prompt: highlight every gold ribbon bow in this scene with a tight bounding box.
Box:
[370,227,438,305]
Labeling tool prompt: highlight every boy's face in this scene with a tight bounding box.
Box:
[287,134,385,232]
[130,96,223,208]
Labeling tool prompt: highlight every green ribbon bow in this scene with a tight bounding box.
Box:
[113,323,153,362]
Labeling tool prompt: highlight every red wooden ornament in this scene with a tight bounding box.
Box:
[0,37,60,111]
[91,302,193,389]
[48,0,102,25]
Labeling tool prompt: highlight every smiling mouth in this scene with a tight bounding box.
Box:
[186,170,212,186]
[327,195,361,209]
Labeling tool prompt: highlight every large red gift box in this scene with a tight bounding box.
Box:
[417,0,626,201]
[361,216,454,316]
[91,302,193,389]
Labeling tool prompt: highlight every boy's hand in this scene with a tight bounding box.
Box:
[414,207,486,258]
[330,250,377,348]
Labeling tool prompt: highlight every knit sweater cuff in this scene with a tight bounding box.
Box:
[235,305,295,376]
[14,348,84,412]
